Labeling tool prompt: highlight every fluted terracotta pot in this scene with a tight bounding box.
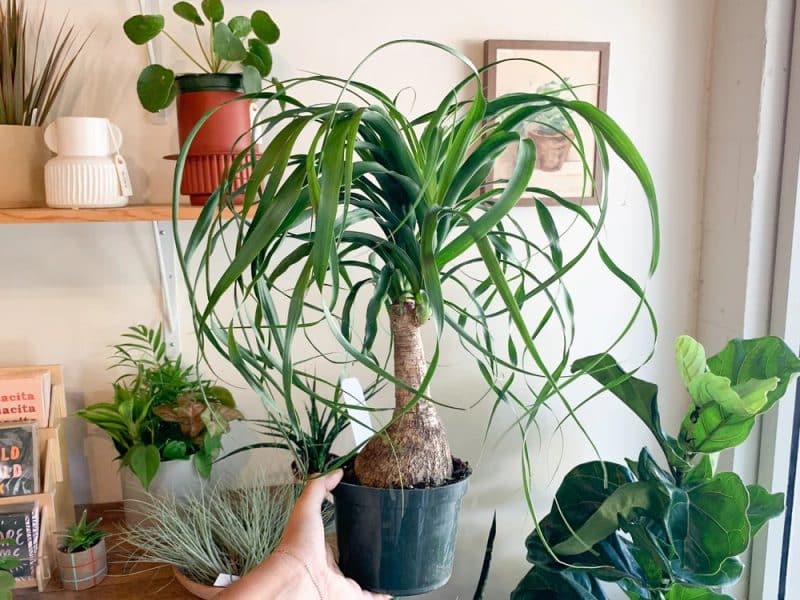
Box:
[172,566,222,599]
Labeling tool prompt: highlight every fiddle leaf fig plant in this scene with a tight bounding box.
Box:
[123,0,279,111]
[513,335,800,600]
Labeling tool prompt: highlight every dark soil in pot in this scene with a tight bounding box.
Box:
[332,456,471,596]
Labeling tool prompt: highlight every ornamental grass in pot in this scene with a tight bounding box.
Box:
[173,40,659,596]
[0,0,85,208]
[124,0,280,205]
[56,511,108,592]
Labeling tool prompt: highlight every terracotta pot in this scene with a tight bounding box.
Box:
[56,538,107,591]
[528,128,574,171]
[0,125,49,208]
[172,566,222,599]
[174,74,253,206]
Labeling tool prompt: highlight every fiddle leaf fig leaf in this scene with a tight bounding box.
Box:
[173,2,203,25]
[228,16,251,37]
[136,64,176,113]
[675,335,707,386]
[213,23,248,61]
[746,484,784,536]
[553,481,660,556]
[251,9,280,44]
[687,372,775,415]
[675,472,750,575]
[670,556,743,588]
[683,454,712,485]
[123,14,164,44]
[201,0,224,22]
[665,583,734,600]
[707,336,800,411]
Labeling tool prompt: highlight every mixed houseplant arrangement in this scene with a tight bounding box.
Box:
[77,324,241,490]
[173,39,659,595]
[124,0,280,204]
[513,335,800,599]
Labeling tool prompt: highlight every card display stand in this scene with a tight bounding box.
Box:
[0,365,74,591]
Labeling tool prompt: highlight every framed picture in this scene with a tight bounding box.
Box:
[483,40,610,205]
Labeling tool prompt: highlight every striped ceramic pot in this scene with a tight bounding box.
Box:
[56,538,107,591]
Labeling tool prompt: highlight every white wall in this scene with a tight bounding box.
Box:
[0,1,714,597]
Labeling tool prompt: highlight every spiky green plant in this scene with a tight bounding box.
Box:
[59,510,106,554]
[121,476,299,585]
[0,0,86,126]
[173,40,659,495]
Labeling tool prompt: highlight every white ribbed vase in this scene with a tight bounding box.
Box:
[45,157,128,208]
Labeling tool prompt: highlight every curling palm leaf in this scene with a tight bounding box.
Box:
[173,40,659,492]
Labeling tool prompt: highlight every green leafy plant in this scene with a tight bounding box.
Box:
[223,379,353,478]
[513,335,800,599]
[173,40,658,496]
[0,538,20,599]
[121,475,300,585]
[0,0,87,125]
[123,0,280,112]
[77,324,242,488]
[59,510,107,554]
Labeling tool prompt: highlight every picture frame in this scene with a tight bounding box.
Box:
[483,40,610,205]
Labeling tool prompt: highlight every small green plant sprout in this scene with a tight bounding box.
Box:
[0,538,21,599]
[60,510,106,554]
[123,0,280,111]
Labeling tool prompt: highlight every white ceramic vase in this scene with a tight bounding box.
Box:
[44,116,131,208]
[120,459,205,527]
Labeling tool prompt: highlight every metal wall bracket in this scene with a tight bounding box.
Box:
[152,221,180,358]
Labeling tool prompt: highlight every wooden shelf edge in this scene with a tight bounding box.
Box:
[0,205,204,224]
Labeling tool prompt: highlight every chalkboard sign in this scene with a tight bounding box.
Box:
[0,423,38,497]
[0,503,38,580]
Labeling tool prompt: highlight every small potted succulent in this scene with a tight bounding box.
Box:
[0,0,85,208]
[123,0,280,204]
[523,79,575,171]
[77,325,242,524]
[0,539,20,600]
[56,511,108,592]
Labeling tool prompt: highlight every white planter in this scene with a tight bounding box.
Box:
[0,125,48,208]
[121,459,205,527]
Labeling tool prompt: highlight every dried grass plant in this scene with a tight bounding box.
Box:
[120,475,300,586]
[0,0,86,126]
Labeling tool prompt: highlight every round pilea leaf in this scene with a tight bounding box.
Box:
[123,14,164,45]
[213,23,248,61]
[248,38,273,76]
[201,0,224,22]
[228,16,252,38]
[136,64,176,112]
[173,2,203,25]
[242,65,262,94]
[251,10,280,44]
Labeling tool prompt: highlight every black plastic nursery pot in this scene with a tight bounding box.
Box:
[332,469,470,596]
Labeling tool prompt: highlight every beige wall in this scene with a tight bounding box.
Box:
[0,1,714,596]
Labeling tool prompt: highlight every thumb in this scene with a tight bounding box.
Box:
[299,469,343,509]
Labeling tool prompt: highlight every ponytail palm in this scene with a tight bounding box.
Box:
[173,41,659,490]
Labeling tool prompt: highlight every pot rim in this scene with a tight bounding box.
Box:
[332,470,471,497]
[56,537,106,556]
[176,73,244,93]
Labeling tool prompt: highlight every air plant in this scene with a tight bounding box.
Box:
[0,0,87,126]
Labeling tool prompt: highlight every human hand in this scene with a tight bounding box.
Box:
[276,469,391,600]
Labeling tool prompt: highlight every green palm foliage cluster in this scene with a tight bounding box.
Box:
[173,41,659,493]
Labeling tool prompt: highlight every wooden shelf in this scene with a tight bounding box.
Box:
[0,205,204,224]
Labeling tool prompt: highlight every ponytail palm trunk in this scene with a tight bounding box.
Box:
[173,40,659,494]
[355,301,451,487]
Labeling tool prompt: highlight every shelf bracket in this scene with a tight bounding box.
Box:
[152,221,180,358]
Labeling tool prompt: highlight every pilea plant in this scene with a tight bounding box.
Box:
[123,0,280,111]
[513,335,800,599]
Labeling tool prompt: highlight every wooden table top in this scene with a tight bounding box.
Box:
[16,503,195,599]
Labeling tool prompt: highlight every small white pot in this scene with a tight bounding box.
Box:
[121,459,206,527]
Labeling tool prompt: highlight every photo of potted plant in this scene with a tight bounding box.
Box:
[523,78,575,171]
[173,40,659,596]
[121,476,299,599]
[0,0,85,208]
[55,510,108,592]
[77,324,242,523]
[513,335,800,599]
[123,0,280,204]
